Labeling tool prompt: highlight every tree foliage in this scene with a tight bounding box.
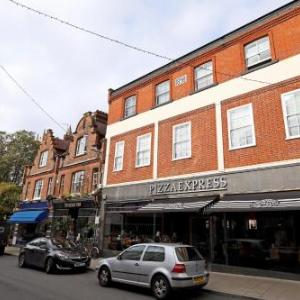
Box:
[0,131,39,185]
[0,182,21,220]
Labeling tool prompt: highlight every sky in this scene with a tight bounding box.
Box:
[0,0,292,137]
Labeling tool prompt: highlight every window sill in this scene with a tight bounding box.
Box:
[122,113,137,121]
[189,83,218,96]
[242,59,278,76]
[229,143,256,151]
[151,100,173,110]
[172,155,192,161]
[75,152,87,158]
[135,163,151,169]
[285,135,300,141]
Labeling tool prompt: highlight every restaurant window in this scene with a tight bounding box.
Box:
[124,96,136,118]
[47,177,53,196]
[155,80,170,106]
[244,36,271,68]
[33,179,43,199]
[75,136,87,156]
[136,133,151,167]
[59,175,65,195]
[282,89,300,139]
[172,122,191,160]
[92,168,100,190]
[194,61,213,91]
[113,141,124,171]
[71,171,84,193]
[228,103,255,150]
[39,151,48,167]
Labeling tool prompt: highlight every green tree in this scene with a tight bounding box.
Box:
[0,131,39,185]
[0,182,21,220]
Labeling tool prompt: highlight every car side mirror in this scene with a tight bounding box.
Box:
[117,254,122,260]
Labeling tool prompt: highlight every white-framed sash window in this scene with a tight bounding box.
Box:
[282,89,300,139]
[228,103,256,150]
[136,133,151,167]
[39,151,48,167]
[172,122,192,160]
[33,179,43,199]
[156,80,170,106]
[244,36,271,68]
[75,136,87,156]
[194,61,213,91]
[71,171,85,193]
[113,141,125,171]
[124,96,136,118]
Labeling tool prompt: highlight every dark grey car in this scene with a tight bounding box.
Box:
[97,243,209,299]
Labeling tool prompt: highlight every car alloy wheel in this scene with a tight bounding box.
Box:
[45,258,55,274]
[152,275,171,299]
[98,267,111,287]
[18,254,26,268]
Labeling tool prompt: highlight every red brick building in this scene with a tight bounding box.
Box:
[14,111,107,244]
[103,2,300,276]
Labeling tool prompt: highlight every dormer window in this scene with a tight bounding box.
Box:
[124,96,136,118]
[156,80,170,106]
[39,151,48,167]
[244,36,271,68]
[76,136,87,156]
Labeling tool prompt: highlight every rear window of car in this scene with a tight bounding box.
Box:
[143,246,165,262]
[175,247,203,262]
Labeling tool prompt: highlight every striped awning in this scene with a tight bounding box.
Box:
[206,191,300,213]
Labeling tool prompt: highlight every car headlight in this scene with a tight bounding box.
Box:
[56,253,69,260]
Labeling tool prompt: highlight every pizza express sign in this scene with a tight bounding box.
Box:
[149,175,227,195]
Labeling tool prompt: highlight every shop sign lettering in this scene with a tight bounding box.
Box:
[250,199,279,208]
[64,202,81,208]
[149,176,227,195]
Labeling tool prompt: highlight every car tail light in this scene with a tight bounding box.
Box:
[172,263,186,273]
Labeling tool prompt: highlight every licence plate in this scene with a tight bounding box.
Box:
[193,275,206,285]
[74,262,85,267]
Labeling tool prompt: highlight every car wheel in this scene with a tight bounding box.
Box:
[151,275,171,300]
[18,253,26,268]
[98,266,111,287]
[0,246,4,256]
[45,258,55,274]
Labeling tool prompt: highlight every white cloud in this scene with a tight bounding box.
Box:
[0,0,291,136]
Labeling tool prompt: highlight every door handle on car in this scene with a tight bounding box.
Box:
[134,262,139,266]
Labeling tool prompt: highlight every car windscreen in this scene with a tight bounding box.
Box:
[51,239,77,249]
[175,247,203,262]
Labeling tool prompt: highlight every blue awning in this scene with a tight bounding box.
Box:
[7,209,48,224]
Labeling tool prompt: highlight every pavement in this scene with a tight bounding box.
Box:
[5,246,300,300]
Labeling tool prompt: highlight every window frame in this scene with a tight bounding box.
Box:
[155,80,170,106]
[172,121,192,161]
[39,151,48,167]
[281,88,300,140]
[113,141,125,172]
[59,175,65,195]
[47,177,53,196]
[124,95,137,118]
[194,60,214,91]
[92,168,100,190]
[244,36,271,69]
[120,245,146,261]
[33,179,43,200]
[227,103,256,151]
[71,171,85,193]
[135,133,152,168]
[142,245,165,262]
[75,135,88,156]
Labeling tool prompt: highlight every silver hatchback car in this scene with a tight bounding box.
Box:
[97,243,209,299]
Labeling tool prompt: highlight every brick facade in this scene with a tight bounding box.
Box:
[21,111,107,201]
[104,2,300,187]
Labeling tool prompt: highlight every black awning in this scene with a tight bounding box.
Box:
[206,190,300,213]
[106,196,217,214]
